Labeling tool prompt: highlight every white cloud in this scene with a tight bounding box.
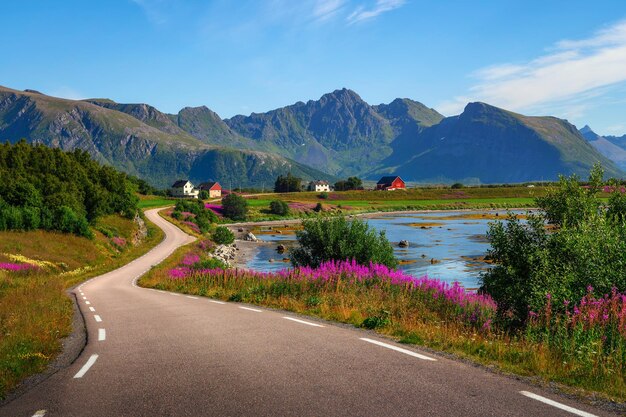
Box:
[347,0,406,25]
[437,19,626,119]
[313,0,346,22]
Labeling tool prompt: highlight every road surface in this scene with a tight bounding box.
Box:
[0,208,619,417]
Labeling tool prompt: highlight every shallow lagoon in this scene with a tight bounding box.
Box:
[245,210,527,289]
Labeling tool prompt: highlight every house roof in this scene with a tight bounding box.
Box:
[377,176,402,185]
[199,181,221,190]
[171,180,190,188]
[310,180,329,185]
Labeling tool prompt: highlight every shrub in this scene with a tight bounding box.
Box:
[222,194,248,221]
[269,200,289,216]
[318,192,329,199]
[481,164,626,326]
[290,216,398,268]
[451,182,464,189]
[313,202,323,212]
[212,226,235,245]
[199,190,210,200]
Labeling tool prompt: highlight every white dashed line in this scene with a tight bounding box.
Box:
[239,306,262,313]
[94,315,102,322]
[98,328,106,341]
[208,300,226,305]
[169,292,180,296]
[360,338,436,361]
[73,354,99,378]
[283,317,324,327]
[519,391,597,417]
[89,307,95,312]
[85,301,90,305]
[186,295,199,300]
[31,410,46,417]
[82,296,87,300]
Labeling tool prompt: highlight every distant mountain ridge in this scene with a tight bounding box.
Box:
[0,84,622,187]
[579,125,626,171]
[0,86,335,188]
[225,88,443,175]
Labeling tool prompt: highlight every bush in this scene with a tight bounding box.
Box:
[290,216,398,268]
[199,190,210,200]
[222,194,248,221]
[212,226,235,245]
[480,165,626,326]
[318,192,329,199]
[313,202,323,212]
[269,200,289,216]
[451,182,464,189]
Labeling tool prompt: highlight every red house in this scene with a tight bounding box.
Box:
[198,181,222,198]
[376,176,406,191]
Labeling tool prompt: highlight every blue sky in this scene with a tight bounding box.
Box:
[2,0,626,135]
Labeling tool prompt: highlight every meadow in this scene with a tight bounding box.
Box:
[0,214,164,399]
[232,186,546,221]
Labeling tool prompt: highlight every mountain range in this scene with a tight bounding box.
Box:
[579,125,626,171]
[0,85,622,188]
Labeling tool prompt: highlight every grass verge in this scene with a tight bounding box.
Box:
[139,244,626,405]
[0,213,164,399]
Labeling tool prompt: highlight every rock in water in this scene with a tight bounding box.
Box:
[244,232,257,242]
[398,240,409,247]
[276,244,286,253]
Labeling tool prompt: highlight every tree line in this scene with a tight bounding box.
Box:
[0,141,139,237]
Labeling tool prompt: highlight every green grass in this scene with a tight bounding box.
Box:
[0,213,164,399]
[137,196,175,209]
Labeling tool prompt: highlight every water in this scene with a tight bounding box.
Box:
[245,210,525,288]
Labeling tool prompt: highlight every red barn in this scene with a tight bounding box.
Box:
[376,176,406,191]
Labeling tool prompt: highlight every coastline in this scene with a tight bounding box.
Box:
[225,207,533,271]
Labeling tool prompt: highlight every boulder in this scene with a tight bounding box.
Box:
[398,240,409,248]
[244,232,257,242]
[276,244,286,253]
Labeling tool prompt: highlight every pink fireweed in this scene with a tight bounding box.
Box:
[166,259,496,329]
[111,237,127,248]
[204,204,224,217]
[181,253,201,266]
[0,262,37,272]
[181,221,201,233]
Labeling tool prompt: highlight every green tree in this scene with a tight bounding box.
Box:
[212,226,235,245]
[269,200,289,216]
[480,164,626,326]
[334,176,363,191]
[290,216,398,268]
[222,194,248,221]
[274,173,302,193]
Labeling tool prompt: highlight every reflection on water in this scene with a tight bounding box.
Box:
[244,211,526,288]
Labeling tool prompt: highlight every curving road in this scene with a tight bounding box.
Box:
[0,209,619,417]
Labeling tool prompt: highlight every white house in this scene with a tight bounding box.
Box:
[171,180,199,199]
[308,180,330,192]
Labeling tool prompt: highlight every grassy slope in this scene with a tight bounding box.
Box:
[0,214,164,399]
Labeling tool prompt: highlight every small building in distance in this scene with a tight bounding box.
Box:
[198,181,222,198]
[308,180,331,192]
[171,180,199,199]
[376,176,406,191]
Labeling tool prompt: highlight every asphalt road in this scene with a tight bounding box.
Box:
[1,209,620,417]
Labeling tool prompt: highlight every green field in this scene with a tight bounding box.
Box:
[137,196,175,209]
